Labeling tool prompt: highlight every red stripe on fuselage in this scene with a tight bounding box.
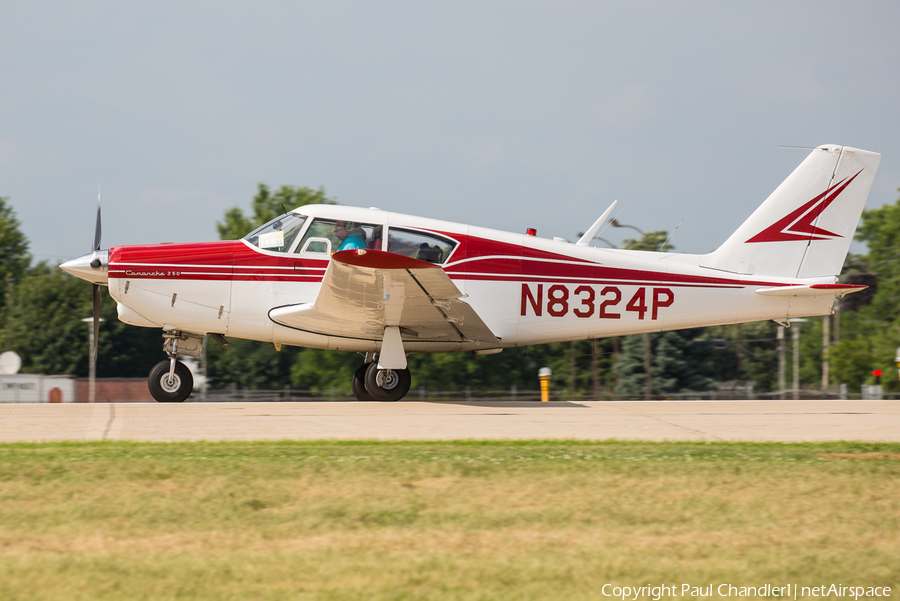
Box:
[109,241,236,280]
[108,235,797,289]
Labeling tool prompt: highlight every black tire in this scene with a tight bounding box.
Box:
[148,360,194,403]
[351,363,377,401]
[364,363,411,402]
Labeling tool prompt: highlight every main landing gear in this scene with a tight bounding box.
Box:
[351,360,411,402]
[148,330,204,403]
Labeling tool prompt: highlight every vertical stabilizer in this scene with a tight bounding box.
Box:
[700,145,881,279]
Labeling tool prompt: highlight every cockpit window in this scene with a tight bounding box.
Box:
[243,213,308,252]
[387,228,456,264]
[295,219,383,254]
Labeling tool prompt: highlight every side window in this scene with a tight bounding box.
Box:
[387,228,456,264]
[300,237,332,254]
[295,219,383,254]
[296,219,339,254]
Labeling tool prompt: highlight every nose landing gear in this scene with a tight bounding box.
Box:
[148,330,203,403]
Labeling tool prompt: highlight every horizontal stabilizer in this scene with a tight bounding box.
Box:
[755,284,867,298]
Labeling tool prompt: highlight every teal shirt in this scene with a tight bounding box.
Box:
[337,232,367,251]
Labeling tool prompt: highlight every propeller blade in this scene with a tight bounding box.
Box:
[92,283,101,363]
[93,189,102,252]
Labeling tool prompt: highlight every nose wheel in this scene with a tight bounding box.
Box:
[351,361,411,402]
[148,360,194,402]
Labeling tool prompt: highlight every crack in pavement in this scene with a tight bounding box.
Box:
[607,403,724,441]
[102,404,116,441]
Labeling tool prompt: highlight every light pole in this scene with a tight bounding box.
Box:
[822,314,830,391]
[81,317,104,403]
[788,318,807,400]
[5,278,13,352]
[777,326,785,399]
[895,347,900,387]
[645,333,652,399]
[201,335,208,400]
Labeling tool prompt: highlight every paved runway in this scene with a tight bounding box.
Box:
[0,400,898,442]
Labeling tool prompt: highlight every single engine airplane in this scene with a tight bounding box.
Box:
[61,144,880,402]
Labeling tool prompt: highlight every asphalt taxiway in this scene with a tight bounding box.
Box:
[0,400,898,442]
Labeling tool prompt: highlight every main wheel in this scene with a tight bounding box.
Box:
[351,363,376,401]
[148,360,194,403]
[364,363,411,402]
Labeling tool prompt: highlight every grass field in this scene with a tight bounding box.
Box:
[0,440,899,600]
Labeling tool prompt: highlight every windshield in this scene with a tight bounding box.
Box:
[243,213,308,252]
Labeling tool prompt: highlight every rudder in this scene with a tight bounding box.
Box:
[700,145,881,279]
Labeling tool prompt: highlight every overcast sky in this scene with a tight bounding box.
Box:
[2,1,898,263]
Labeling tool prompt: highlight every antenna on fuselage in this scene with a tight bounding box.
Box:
[281,204,288,216]
[658,220,682,252]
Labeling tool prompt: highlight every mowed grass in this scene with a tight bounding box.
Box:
[1,441,899,601]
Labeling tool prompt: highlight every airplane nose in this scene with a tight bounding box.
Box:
[60,250,109,286]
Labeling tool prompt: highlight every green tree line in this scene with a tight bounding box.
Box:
[3,185,899,397]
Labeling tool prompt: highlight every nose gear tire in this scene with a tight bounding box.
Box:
[148,360,194,403]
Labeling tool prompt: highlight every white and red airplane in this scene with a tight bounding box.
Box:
[62,144,880,402]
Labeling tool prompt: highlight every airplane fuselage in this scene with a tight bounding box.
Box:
[107,204,838,354]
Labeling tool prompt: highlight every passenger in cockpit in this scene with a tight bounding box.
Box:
[334,220,349,242]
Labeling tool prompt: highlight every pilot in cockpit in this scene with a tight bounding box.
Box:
[334,220,368,251]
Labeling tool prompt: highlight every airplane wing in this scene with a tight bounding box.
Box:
[268,249,501,355]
